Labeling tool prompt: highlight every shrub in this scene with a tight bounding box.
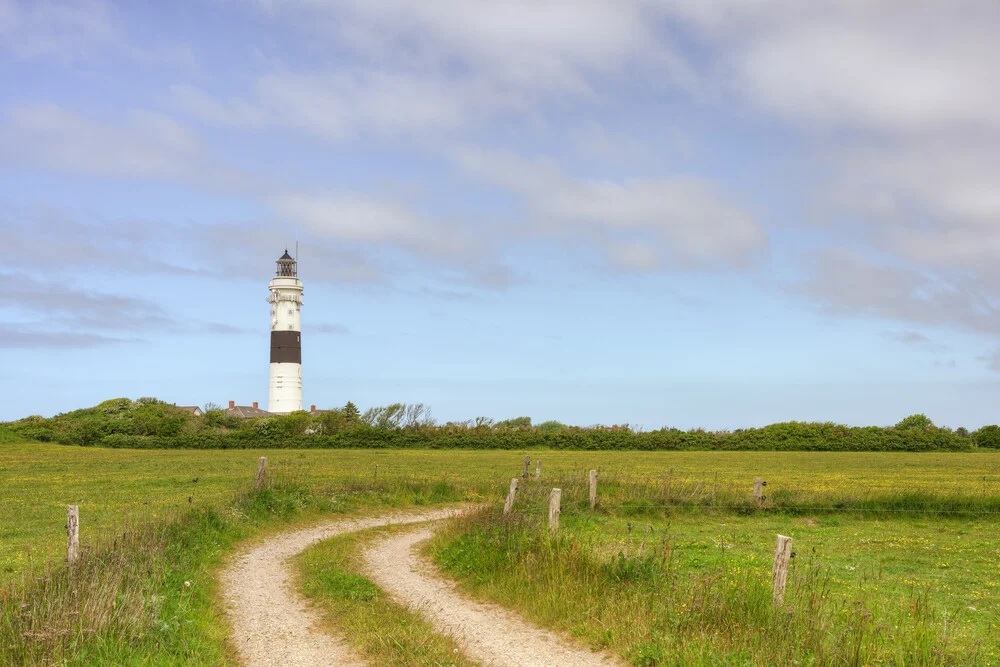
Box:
[100,434,157,448]
[67,416,107,446]
[316,409,347,434]
[96,398,135,415]
[282,411,315,436]
[204,409,237,429]
[895,413,934,430]
[975,425,1000,448]
[536,420,569,433]
[496,416,532,429]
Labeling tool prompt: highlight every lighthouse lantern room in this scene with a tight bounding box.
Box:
[267,250,303,413]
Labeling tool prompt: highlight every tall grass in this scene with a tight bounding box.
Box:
[431,507,983,665]
[0,470,471,665]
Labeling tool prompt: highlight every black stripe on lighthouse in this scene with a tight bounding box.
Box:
[270,331,301,364]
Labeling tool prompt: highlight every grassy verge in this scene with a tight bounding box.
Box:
[0,475,470,665]
[294,524,476,666]
[5,441,1000,583]
[429,507,995,665]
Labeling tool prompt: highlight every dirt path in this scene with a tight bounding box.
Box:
[363,527,622,667]
[219,508,462,667]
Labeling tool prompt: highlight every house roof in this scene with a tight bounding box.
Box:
[174,405,203,415]
[227,405,272,418]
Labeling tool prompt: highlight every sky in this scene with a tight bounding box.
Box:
[1,0,999,429]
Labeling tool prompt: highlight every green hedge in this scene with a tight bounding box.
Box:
[83,423,973,451]
[3,399,992,452]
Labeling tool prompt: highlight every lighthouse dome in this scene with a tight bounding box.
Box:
[275,249,297,277]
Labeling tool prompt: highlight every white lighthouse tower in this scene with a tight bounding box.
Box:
[267,250,303,413]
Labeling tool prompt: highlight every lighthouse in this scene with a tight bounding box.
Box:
[267,250,303,413]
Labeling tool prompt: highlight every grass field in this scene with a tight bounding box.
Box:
[3,441,1000,581]
[431,506,999,664]
[3,440,1000,664]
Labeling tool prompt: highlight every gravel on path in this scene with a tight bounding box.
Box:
[219,508,463,667]
[363,527,623,667]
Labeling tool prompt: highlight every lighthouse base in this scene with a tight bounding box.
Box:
[268,362,302,413]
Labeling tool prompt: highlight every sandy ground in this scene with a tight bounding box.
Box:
[363,527,622,667]
[219,508,462,667]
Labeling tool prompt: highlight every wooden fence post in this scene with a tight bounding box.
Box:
[753,478,766,507]
[772,534,793,604]
[67,505,79,566]
[503,478,519,516]
[535,459,541,480]
[549,488,561,534]
[589,469,598,510]
[522,455,531,479]
[255,456,268,490]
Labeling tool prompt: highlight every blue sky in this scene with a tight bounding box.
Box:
[2,1,999,428]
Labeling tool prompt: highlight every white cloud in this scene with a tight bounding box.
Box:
[173,70,534,140]
[796,249,1000,337]
[255,70,529,139]
[661,2,1000,240]
[0,0,194,66]
[0,104,246,188]
[451,146,766,269]
[269,191,521,288]
[0,272,248,346]
[827,136,1000,277]
[257,0,689,94]
[606,241,662,272]
[169,84,267,128]
[666,1,1000,134]
[272,192,478,257]
[0,0,116,60]
[662,1,1000,367]
[175,0,692,139]
[0,208,386,285]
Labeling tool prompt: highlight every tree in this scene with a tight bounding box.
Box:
[361,403,406,429]
[496,416,532,429]
[204,401,222,413]
[342,401,360,425]
[895,414,934,431]
[402,403,435,427]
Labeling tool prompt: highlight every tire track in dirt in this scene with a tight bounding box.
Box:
[219,508,463,667]
[363,527,622,667]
